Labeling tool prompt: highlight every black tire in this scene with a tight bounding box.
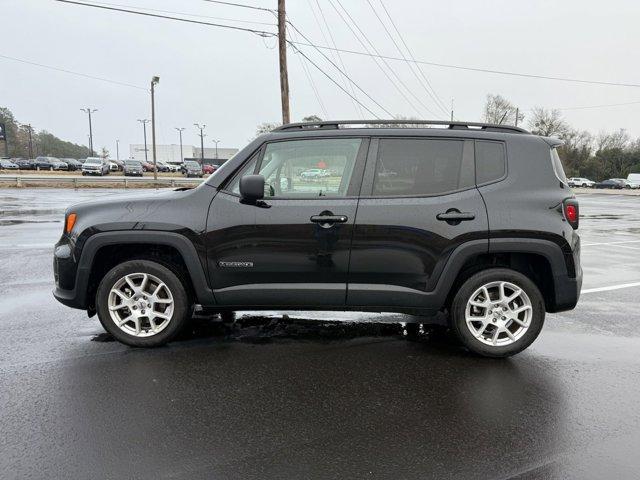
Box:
[96,259,191,347]
[450,268,545,358]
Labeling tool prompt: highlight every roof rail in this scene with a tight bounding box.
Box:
[272,120,530,134]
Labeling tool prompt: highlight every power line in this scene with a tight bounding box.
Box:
[0,53,147,90]
[377,0,449,115]
[526,99,640,112]
[286,20,395,118]
[289,40,640,89]
[54,0,276,37]
[331,0,440,119]
[288,28,328,118]
[200,0,275,13]
[92,1,276,25]
[288,43,381,119]
[311,0,363,118]
[366,0,447,116]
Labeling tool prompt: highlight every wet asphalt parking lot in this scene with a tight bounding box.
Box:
[1,188,640,480]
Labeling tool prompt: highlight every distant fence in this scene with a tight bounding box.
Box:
[0,175,204,188]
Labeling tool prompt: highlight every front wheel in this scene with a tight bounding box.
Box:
[96,260,191,347]
[450,268,545,358]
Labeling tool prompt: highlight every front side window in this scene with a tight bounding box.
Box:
[257,138,362,198]
[372,139,468,196]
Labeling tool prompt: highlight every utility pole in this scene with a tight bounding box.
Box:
[116,139,120,161]
[515,108,519,127]
[138,119,149,163]
[450,98,454,122]
[278,0,290,124]
[80,108,97,155]
[150,76,160,181]
[26,124,34,159]
[175,127,185,163]
[194,124,206,164]
[212,139,220,160]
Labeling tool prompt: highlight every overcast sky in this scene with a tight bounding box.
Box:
[2,0,640,155]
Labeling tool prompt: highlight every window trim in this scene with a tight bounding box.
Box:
[359,136,477,199]
[221,136,370,200]
[474,139,508,187]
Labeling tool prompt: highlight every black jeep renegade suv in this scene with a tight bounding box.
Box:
[53,120,582,357]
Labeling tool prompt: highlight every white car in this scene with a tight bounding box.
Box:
[627,173,640,188]
[568,177,595,188]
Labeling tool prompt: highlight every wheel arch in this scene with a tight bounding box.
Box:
[77,231,216,313]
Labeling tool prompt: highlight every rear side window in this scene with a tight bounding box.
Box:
[475,141,506,184]
[550,148,568,184]
[372,139,469,196]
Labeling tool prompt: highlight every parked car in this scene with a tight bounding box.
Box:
[183,160,203,177]
[594,179,625,189]
[34,156,68,171]
[568,177,595,188]
[202,164,219,175]
[14,158,35,170]
[108,161,120,172]
[164,162,181,173]
[54,119,581,357]
[62,158,83,171]
[300,168,330,179]
[81,157,110,176]
[611,178,638,189]
[0,159,19,170]
[154,161,170,173]
[139,160,155,172]
[123,160,144,177]
[627,173,640,188]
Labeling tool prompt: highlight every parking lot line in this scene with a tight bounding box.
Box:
[582,281,640,294]
[582,239,640,247]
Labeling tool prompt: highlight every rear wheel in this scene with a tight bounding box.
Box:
[96,260,191,347]
[450,268,545,358]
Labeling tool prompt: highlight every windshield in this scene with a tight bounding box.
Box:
[185,161,200,168]
[125,161,141,167]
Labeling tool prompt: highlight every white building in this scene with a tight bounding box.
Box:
[129,144,238,164]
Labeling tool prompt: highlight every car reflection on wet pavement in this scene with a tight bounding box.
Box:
[1,188,640,479]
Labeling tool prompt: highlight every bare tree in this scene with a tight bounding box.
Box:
[255,122,281,137]
[528,107,570,137]
[483,94,524,125]
[596,129,630,151]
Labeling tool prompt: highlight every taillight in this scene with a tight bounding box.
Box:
[563,200,579,229]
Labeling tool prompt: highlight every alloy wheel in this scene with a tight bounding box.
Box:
[107,272,174,337]
[464,281,533,346]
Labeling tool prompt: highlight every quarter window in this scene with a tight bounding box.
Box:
[372,139,469,196]
[475,141,506,184]
[257,138,362,198]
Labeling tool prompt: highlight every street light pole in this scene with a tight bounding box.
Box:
[26,124,33,159]
[116,139,120,162]
[194,123,206,164]
[150,76,160,181]
[175,127,185,163]
[137,119,149,163]
[212,139,220,160]
[80,108,97,155]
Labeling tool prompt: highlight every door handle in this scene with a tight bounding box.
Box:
[310,214,348,226]
[310,215,348,223]
[436,209,475,225]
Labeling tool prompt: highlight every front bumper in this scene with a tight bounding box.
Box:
[52,239,86,310]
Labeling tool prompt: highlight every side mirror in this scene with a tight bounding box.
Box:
[239,174,265,203]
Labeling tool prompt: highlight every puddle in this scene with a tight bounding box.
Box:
[91,314,450,345]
